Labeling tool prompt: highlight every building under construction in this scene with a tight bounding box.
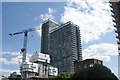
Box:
[9,24,58,79]
[9,19,82,79]
[20,52,58,78]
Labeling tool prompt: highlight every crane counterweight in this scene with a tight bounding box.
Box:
[9,33,14,36]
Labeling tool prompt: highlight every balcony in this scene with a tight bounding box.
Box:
[115,30,118,33]
[118,47,120,50]
[29,53,50,63]
[117,41,120,44]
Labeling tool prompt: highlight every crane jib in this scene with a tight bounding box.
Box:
[9,27,40,36]
[9,26,41,62]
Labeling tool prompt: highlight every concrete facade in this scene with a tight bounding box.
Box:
[20,62,38,78]
[49,21,82,73]
[74,59,103,73]
[110,1,120,79]
[41,19,59,54]
[20,52,58,78]
[29,52,58,77]
[110,1,120,55]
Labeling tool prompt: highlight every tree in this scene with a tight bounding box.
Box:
[50,72,73,80]
[72,64,118,80]
[42,64,118,80]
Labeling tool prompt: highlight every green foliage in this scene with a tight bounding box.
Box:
[51,64,118,80]
[50,72,73,80]
[72,64,118,79]
[25,64,118,80]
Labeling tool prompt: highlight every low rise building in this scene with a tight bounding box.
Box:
[20,52,58,78]
[74,59,103,73]
[20,62,38,78]
[29,52,58,77]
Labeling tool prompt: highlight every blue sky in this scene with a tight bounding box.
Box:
[1,0,118,78]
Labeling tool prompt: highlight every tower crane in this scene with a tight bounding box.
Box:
[9,27,40,78]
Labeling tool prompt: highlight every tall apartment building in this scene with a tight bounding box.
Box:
[109,1,120,79]
[41,19,60,54]
[110,1,120,55]
[41,20,82,73]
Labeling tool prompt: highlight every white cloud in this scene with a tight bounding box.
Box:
[0,69,20,76]
[83,43,118,62]
[0,69,19,73]
[34,17,38,21]
[0,52,20,56]
[34,8,55,21]
[34,23,42,36]
[0,52,32,65]
[34,8,55,36]
[40,14,54,21]
[48,8,54,14]
[0,56,22,65]
[61,0,114,43]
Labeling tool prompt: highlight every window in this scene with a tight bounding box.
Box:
[89,63,93,67]
[79,65,81,68]
[84,64,87,69]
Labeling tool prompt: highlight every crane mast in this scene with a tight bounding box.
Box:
[22,32,28,63]
[9,27,40,78]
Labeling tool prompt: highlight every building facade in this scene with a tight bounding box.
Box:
[110,1,120,56]
[49,21,82,73]
[109,1,120,79]
[74,59,103,73]
[20,52,58,78]
[29,52,58,77]
[41,19,59,54]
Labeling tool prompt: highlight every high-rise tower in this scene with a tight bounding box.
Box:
[41,19,59,54]
[109,1,120,79]
[41,20,82,73]
[110,1,120,55]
